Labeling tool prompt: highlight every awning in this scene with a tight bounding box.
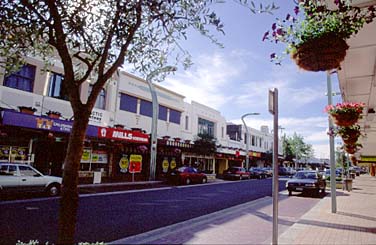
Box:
[1,110,98,137]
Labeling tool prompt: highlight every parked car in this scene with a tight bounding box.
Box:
[286,170,326,197]
[167,166,207,185]
[223,167,250,180]
[278,167,291,176]
[261,167,273,177]
[0,163,62,197]
[248,167,268,179]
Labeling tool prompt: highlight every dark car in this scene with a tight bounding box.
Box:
[223,167,250,180]
[167,166,207,185]
[278,167,290,176]
[248,167,268,179]
[286,170,326,197]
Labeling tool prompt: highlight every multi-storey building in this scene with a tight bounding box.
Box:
[0,56,280,182]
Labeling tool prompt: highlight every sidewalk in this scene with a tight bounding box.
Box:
[111,175,376,244]
[279,175,376,244]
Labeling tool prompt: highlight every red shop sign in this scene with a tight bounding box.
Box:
[98,127,149,143]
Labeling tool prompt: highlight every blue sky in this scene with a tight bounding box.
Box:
[160,0,343,158]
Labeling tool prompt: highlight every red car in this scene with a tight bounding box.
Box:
[223,167,250,180]
[167,166,207,185]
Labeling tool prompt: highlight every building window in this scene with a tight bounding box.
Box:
[48,72,69,100]
[88,85,106,109]
[4,64,36,92]
[251,136,255,146]
[140,99,152,117]
[221,127,224,138]
[185,116,189,130]
[169,109,181,124]
[120,93,138,113]
[159,105,167,121]
[198,117,214,137]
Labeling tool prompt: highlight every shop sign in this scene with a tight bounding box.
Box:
[1,110,97,137]
[170,157,177,169]
[129,154,142,173]
[361,156,376,162]
[89,110,103,124]
[249,152,261,157]
[162,157,169,173]
[91,150,108,164]
[119,155,129,173]
[81,148,91,163]
[98,127,149,143]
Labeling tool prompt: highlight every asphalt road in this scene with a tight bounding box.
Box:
[1,178,287,244]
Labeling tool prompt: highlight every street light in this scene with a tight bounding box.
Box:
[146,66,177,181]
[241,112,260,170]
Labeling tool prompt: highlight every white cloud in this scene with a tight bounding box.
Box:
[162,52,244,109]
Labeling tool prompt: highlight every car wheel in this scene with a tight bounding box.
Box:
[259,175,262,179]
[288,190,292,196]
[314,189,320,197]
[239,175,243,180]
[185,178,191,185]
[46,183,60,197]
[202,177,207,184]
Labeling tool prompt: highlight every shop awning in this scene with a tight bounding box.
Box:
[1,110,98,137]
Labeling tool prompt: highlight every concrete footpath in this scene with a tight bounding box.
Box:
[111,175,376,244]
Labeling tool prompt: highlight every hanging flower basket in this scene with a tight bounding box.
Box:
[337,125,361,145]
[46,110,61,119]
[343,143,362,154]
[291,33,349,72]
[18,106,37,115]
[325,102,365,127]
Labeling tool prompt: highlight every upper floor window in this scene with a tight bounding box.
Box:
[159,105,168,121]
[48,72,69,101]
[119,93,137,113]
[140,99,152,117]
[4,64,36,92]
[88,85,106,109]
[198,117,214,137]
[169,109,181,125]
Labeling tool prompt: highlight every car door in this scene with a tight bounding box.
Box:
[0,164,20,193]
[18,165,46,193]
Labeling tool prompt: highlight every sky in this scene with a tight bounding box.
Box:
[158,0,343,159]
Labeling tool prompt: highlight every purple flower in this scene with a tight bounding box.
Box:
[270,53,276,59]
[272,23,276,30]
[334,0,340,5]
[294,6,299,15]
[276,28,283,35]
[286,14,291,20]
[262,31,269,41]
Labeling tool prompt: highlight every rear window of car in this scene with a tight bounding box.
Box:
[0,165,17,176]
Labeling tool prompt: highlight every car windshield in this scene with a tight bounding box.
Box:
[294,172,317,179]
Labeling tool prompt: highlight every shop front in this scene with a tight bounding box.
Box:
[96,126,150,182]
[0,109,98,176]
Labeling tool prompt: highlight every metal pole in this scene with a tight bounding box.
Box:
[327,70,337,213]
[272,88,279,245]
[146,66,176,181]
[241,113,259,170]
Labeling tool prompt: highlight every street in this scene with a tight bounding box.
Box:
[1,179,288,244]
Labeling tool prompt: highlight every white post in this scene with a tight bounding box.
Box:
[327,71,337,213]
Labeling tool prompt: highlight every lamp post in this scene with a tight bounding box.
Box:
[146,66,176,181]
[241,112,260,170]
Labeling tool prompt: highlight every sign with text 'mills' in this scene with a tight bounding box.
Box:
[98,127,149,143]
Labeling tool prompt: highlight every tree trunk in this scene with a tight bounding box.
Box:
[57,113,90,244]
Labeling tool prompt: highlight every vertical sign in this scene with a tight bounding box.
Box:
[269,88,279,245]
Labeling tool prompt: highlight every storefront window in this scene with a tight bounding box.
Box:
[4,64,35,92]
[80,147,108,172]
[0,145,28,163]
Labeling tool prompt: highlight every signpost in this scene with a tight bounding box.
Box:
[269,88,279,245]
[129,154,142,182]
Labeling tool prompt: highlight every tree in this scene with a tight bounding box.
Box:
[193,133,217,156]
[283,133,314,162]
[0,1,276,243]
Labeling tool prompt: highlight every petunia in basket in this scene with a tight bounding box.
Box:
[325,102,365,127]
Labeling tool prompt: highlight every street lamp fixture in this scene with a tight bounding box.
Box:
[241,112,260,170]
[146,66,177,181]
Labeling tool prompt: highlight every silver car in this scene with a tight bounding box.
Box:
[0,163,62,197]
